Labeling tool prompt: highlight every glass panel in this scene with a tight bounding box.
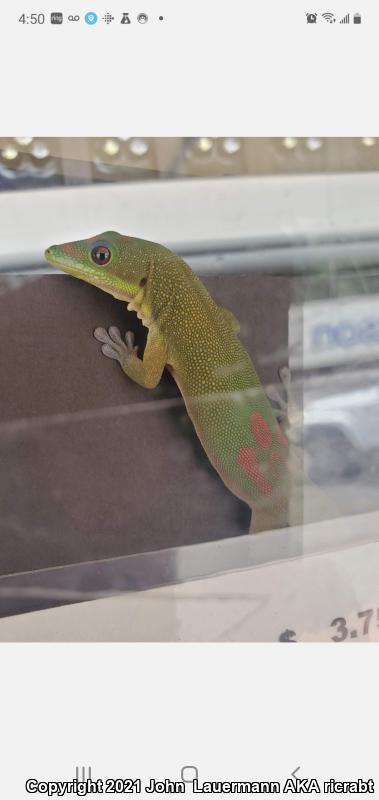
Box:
[0,137,378,638]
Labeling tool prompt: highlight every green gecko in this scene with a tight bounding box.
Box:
[45,231,290,534]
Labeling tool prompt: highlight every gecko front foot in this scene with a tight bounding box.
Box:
[278,365,291,396]
[93,326,138,362]
[266,366,291,421]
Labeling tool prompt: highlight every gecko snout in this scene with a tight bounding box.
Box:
[45,245,59,262]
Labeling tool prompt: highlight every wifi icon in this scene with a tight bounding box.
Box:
[340,13,350,23]
[322,12,336,22]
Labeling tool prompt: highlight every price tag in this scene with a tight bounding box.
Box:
[173,511,379,642]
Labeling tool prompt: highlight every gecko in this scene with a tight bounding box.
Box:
[45,231,290,534]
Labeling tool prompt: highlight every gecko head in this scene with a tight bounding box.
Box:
[45,231,151,300]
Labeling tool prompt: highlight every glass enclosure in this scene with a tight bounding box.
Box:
[0,137,378,639]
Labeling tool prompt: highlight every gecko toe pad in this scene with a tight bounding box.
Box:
[125,331,138,355]
[278,366,291,400]
[94,326,125,362]
[101,343,120,360]
[108,326,123,345]
[93,326,138,362]
[93,327,111,344]
[125,330,134,348]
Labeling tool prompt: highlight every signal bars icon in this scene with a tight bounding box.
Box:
[307,11,362,25]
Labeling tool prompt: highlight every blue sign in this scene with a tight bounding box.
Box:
[312,318,379,350]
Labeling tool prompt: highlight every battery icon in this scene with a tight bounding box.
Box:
[353,12,362,23]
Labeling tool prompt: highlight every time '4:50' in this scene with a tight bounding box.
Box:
[19,14,45,24]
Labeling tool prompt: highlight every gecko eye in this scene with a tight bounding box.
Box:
[91,245,111,266]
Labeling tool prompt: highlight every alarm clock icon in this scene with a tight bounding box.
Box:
[306,13,317,23]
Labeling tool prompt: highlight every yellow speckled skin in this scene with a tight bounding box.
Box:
[45,231,289,533]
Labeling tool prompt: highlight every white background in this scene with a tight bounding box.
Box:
[0,1,378,134]
[0,645,378,797]
[1,0,379,786]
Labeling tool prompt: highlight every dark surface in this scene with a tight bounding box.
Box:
[0,272,290,577]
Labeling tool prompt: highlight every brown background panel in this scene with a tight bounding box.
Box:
[0,273,290,575]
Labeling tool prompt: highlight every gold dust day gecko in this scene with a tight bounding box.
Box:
[45,231,290,533]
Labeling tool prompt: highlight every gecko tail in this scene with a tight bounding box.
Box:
[249,494,290,534]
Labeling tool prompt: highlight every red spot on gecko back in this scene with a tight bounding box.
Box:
[250,412,272,450]
[237,447,273,496]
